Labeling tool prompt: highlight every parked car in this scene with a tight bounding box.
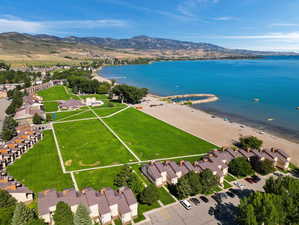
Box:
[208,207,215,216]
[229,188,240,195]
[251,175,261,183]
[233,181,245,188]
[245,177,254,184]
[180,200,192,210]
[200,196,209,203]
[273,172,283,177]
[189,197,200,206]
[226,191,235,198]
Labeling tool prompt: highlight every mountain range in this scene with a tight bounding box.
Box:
[0,32,297,67]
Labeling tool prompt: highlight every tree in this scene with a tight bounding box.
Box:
[1,116,17,141]
[0,189,16,208]
[199,169,219,194]
[228,157,254,177]
[175,176,192,199]
[127,174,143,194]
[139,184,159,205]
[33,113,43,124]
[238,204,258,225]
[239,136,263,150]
[112,84,148,104]
[11,203,35,225]
[238,176,299,225]
[25,219,47,225]
[0,206,15,225]
[251,158,275,175]
[113,165,132,187]
[73,204,92,225]
[53,201,74,225]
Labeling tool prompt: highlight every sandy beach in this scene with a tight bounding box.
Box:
[137,95,299,166]
[91,67,112,84]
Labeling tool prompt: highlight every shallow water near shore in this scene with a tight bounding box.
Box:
[100,56,299,141]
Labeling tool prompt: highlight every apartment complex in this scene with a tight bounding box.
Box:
[38,187,138,225]
[142,148,290,187]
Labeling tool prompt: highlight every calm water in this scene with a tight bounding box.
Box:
[101,56,299,140]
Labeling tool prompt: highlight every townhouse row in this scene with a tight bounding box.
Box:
[38,187,138,225]
[0,125,43,202]
[25,80,64,95]
[142,148,290,187]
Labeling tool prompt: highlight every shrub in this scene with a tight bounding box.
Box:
[228,157,254,177]
[239,136,263,150]
[139,184,159,205]
[251,158,275,175]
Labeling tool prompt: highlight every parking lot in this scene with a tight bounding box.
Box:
[138,173,279,225]
[140,192,240,225]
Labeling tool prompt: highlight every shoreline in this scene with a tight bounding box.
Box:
[98,65,299,165]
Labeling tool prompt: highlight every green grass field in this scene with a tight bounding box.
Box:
[53,119,137,170]
[104,108,216,160]
[93,106,126,117]
[38,86,71,101]
[43,101,59,112]
[79,94,108,100]
[75,167,122,190]
[7,131,73,192]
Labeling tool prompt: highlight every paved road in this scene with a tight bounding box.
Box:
[0,98,10,129]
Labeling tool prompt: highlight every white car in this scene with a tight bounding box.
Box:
[233,181,245,189]
[180,200,192,210]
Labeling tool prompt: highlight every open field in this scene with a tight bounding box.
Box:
[79,94,108,100]
[43,101,59,112]
[53,119,137,170]
[104,108,216,160]
[93,106,127,117]
[7,131,73,192]
[38,86,71,101]
[75,167,122,190]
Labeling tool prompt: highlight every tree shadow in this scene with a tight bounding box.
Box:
[210,188,254,225]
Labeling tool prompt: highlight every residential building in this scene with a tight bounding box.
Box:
[0,173,33,202]
[58,99,85,110]
[142,148,290,187]
[38,187,138,225]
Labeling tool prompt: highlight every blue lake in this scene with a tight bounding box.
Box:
[101,56,299,140]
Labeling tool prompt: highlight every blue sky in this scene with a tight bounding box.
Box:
[1,0,299,51]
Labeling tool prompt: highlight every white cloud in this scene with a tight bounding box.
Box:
[0,18,43,33]
[0,17,128,34]
[177,0,219,18]
[270,23,299,27]
[220,32,299,39]
[214,16,234,21]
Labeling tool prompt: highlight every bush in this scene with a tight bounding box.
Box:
[239,136,263,150]
[53,201,74,225]
[251,158,275,175]
[139,184,159,205]
[228,157,254,177]
[33,113,43,124]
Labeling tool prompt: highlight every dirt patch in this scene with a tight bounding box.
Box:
[79,161,100,167]
[65,160,72,167]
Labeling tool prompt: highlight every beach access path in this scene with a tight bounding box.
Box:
[138,95,299,166]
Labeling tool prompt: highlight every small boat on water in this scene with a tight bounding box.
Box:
[253,98,260,102]
[267,118,274,121]
[296,107,299,110]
